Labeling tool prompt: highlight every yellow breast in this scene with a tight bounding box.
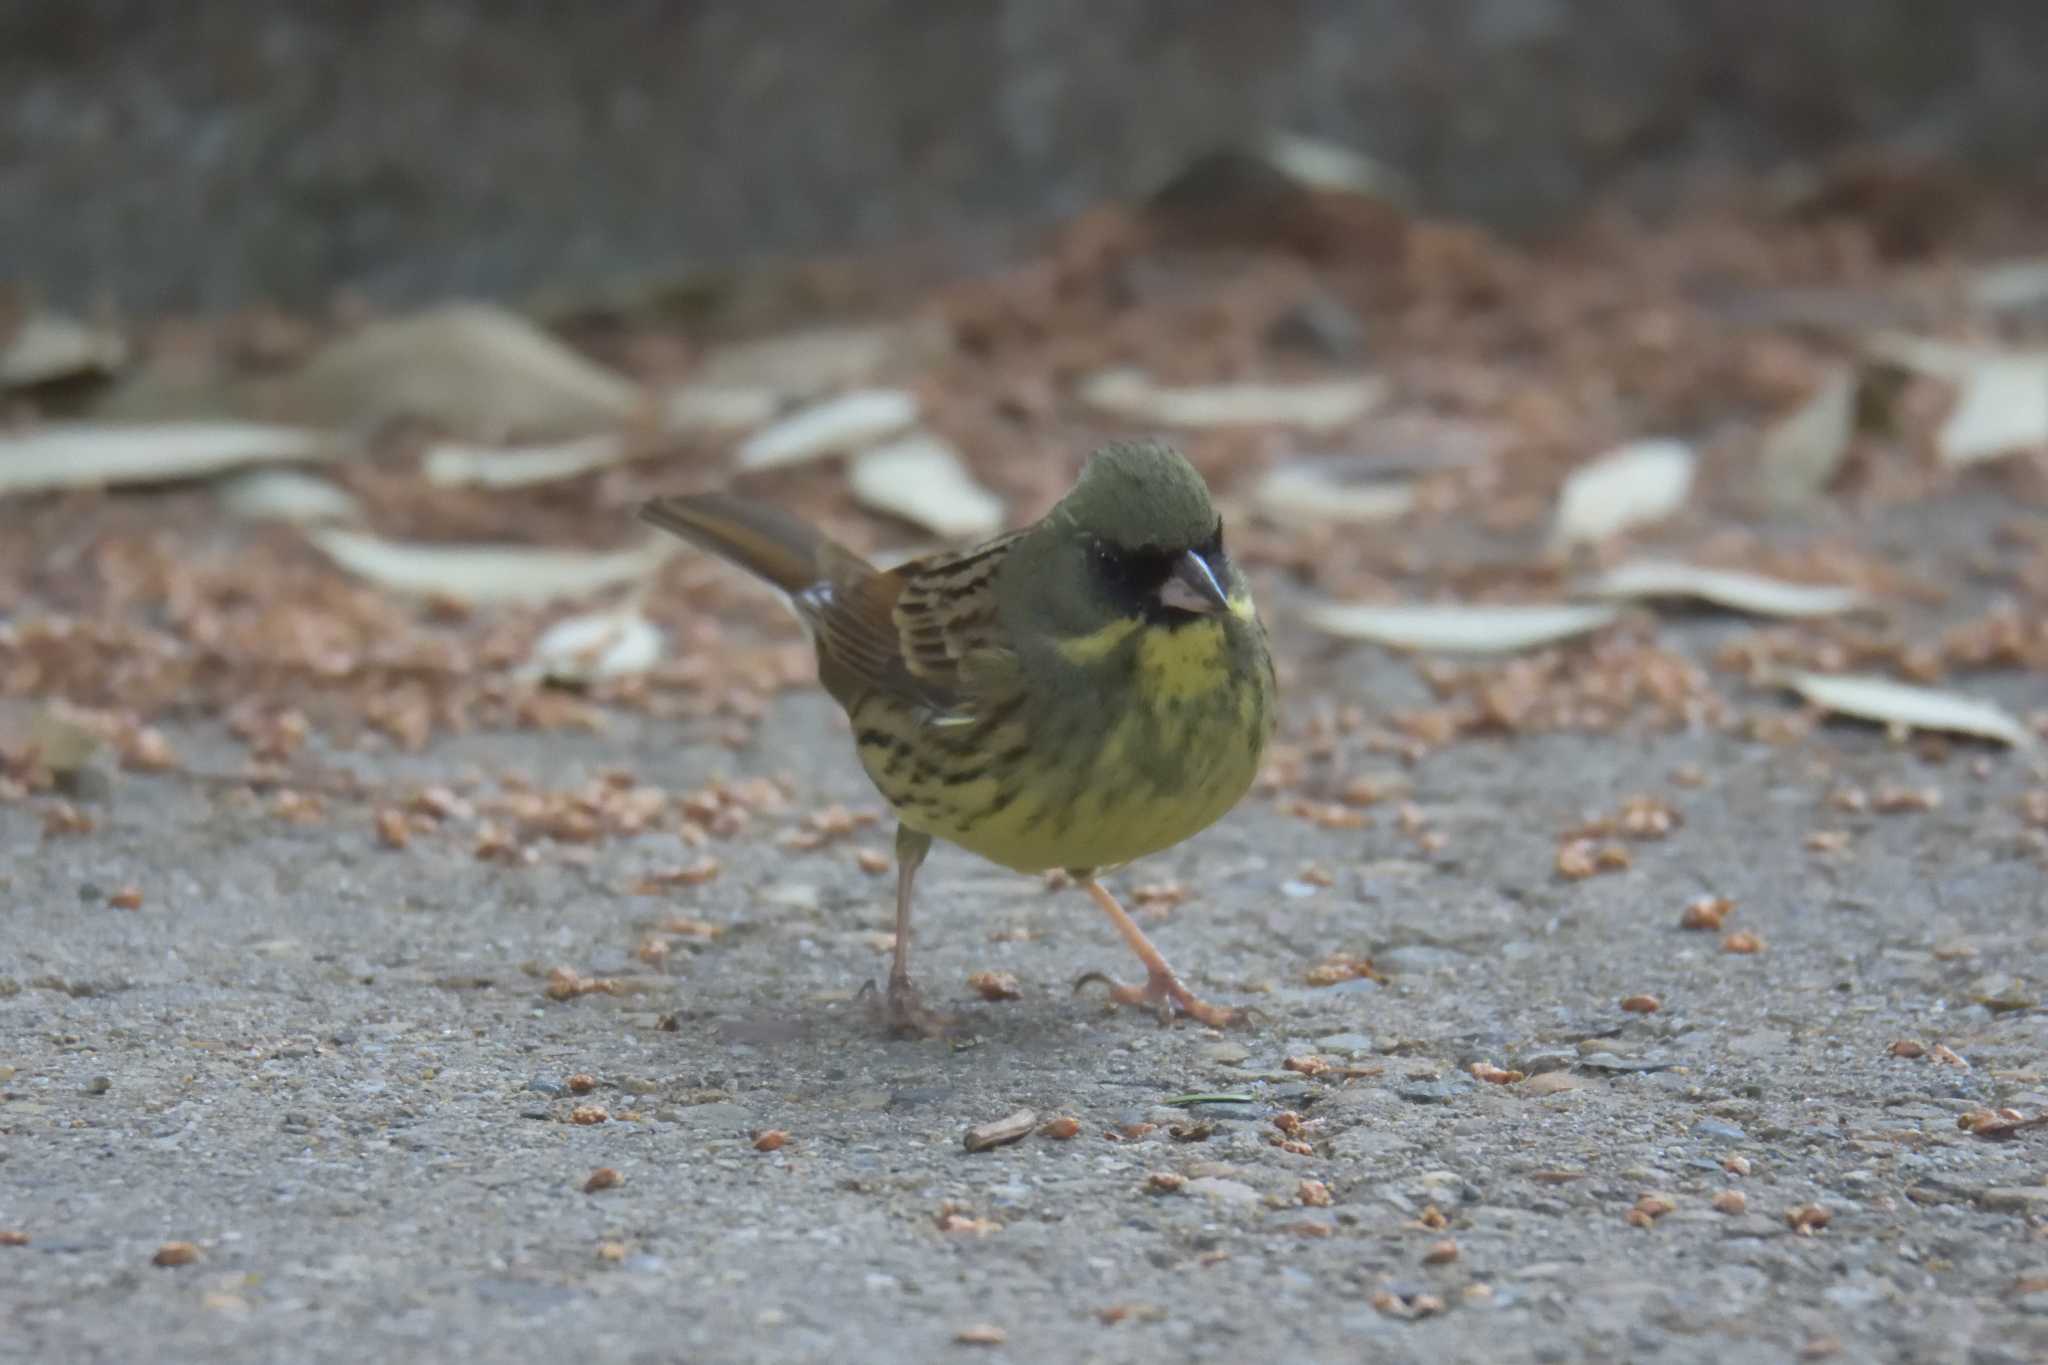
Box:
[857,613,1272,875]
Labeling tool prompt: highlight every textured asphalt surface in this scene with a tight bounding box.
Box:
[4,498,2047,1365]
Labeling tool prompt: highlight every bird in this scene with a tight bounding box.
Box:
[639,438,1275,1034]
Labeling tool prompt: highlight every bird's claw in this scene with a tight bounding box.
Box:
[1072,968,1243,1029]
[860,976,956,1038]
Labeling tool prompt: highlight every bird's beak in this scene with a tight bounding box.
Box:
[1158,549,1232,616]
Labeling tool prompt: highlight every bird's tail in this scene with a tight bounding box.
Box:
[639,492,872,595]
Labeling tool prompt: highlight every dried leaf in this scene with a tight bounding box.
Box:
[423,433,630,489]
[1303,601,1618,653]
[1584,561,1863,618]
[1079,368,1384,431]
[217,468,362,525]
[1939,359,2048,467]
[269,303,640,439]
[0,311,127,389]
[1758,367,1856,506]
[1781,671,2034,748]
[1258,132,1414,204]
[523,609,664,683]
[1254,460,1416,525]
[661,385,780,433]
[307,529,674,605]
[735,389,918,470]
[849,433,1005,540]
[1549,439,1695,551]
[0,421,330,495]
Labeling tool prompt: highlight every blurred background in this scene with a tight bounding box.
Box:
[8,0,2048,312]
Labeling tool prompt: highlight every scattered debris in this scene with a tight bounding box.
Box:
[1254,458,1416,525]
[217,467,362,524]
[523,608,664,684]
[152,1241,201,1267]
[966,970,1022,1002]
[582,1167,623,1193]
[1778,671,2034,748]
[305,528,674,605]
[1079,368,1384,431]
[735,388,918,470]
[850,432,1006,540]
[268,302,641,439]
[1757,367,1857,506]
[0,421,329,495]
[1,310,127,389]
[1549,439,1695,551]
[1585,561,1863,619]
[963,1109,1037,1153]
[422,433,631,489]
[1038,1116,1081,1140]
[1302,601,1618,653]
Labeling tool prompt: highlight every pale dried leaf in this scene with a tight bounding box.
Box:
[0,422,328,494]
[849,433,1005,540]
[0,312,127,389]
[307,529,675,605]
[1549,439,1695,550]
[423,434,629,489]
[661,385,781,433]
[1781,672,2033,748]
[1079,368,1385,431]
[270,303,640,439]
[524,609,664,683]
[1585,561,1864,619]
[218,468,362,525]
[1939,359,2048,467]
[1259,132,1414,204]
[1758,367,1856,506]
[1967,259,2048,315]
[697,319,951,397]
[1303,601,1619,653]
[735,389,919,471]
[1255,460,1415,525]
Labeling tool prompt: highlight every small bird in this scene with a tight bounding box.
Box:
[640,439,1275,1033]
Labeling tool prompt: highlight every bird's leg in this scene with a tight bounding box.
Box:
[868,825,951,1037]
[1072,877,1239,1028]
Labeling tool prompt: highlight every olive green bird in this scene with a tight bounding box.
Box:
[640,439,1275,1033]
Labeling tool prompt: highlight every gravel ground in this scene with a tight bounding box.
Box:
[4,498,2047,1365]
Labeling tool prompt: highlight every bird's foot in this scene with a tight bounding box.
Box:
[1073,966,1241,1029]
[859,975,956,1038]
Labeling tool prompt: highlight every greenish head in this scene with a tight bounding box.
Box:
[1000,439,1248,639]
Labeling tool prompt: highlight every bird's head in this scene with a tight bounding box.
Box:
[1003,439,1251,639]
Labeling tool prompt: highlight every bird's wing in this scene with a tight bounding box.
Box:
[889,533,1025,710]
[641,492,949,711]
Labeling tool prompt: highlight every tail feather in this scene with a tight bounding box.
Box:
[639,493,862,595]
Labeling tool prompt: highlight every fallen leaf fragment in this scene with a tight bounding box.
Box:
[1786,1203,1832,1235]
[570,1106,608,1126]
[1721,931,1765,955]
[954,1325,1007,1347]
[107,886,143,911]
[1549,438,1695,551]
[1620,993,1661,1014]
[217,467,362,524]
[582,1167,622,1193]
[152,1241,201,1267]
[1930,1043,1969,1069]
[0,421,329,495]
[966,970,1021,1002]
[1585,560,1863,619]
[422,433,630,489]
[1302,601,1618,654]
[1422,1238,1460,1265]
[1079,368,1384,430]
[735,388,917,470]
[523,608,664,684]
[1254,460,1416,525]
[1146,1172,1186,1194]
[1758,367,1857,506]
[752,1129,790,1152]
[271,302,639,439]
[1469,1062,1523,1084]
[850,432,1005,540]
[963,1109,1037,1153]
[1779,671,2034,748]
[306,528,674,606]
[1,310,127,388]
[1678,895,1732,931]
[0,1230,27,1247]
[1038,1116,1081,1140]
